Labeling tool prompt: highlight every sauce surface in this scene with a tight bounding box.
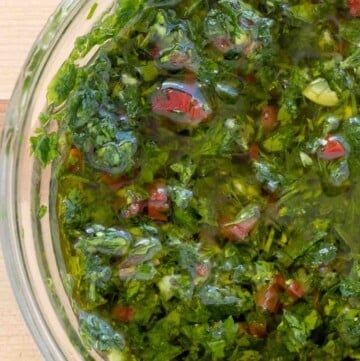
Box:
[32,0,360,360]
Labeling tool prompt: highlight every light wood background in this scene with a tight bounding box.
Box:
[0,1,60,360]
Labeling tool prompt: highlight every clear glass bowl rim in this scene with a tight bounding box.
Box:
[0,1,114,360]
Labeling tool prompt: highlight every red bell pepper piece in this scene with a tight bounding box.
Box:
[286,280,306,300]
[348,0,360,16]
[255,283,282,313]
[100,173,130,191]
[211,36,232,53]
[152,85,211,124]
[273,274,286,289]
[220,216,258,241]
[247,322,268,338]
[248,143,259,160]
[112,305,135,323]
[68,147,83,173]
[196,262,209,277]
[121,201,146,219]
[147,180,170,221]
[261,105,278,132]
[319,136,346,161]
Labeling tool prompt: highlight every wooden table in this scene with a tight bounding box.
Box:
[0,1,60,359]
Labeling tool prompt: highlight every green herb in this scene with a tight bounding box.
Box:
[33,0,360,359]
[86,3,98,20]
[30,130,59,166]
[79,312,125,352]
[37,205,48,218]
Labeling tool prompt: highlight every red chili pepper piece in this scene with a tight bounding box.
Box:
[147,180,170,221]
[244,73,256,85]
[68,147,83,173]
[248,143,259,160]
[101,173,129,191]
[273,274,286,290]
[319,137,346,160]
[220,216,258,241]
[211,36,232,53]
[348,0,360,16]
[121,201,146,219]
[152,89,191,113]
[287,281,306,300]
[188,100,207,121]
[150,43,162,59]
[112,305,135,323]
[152,88,208,124]
[247,322,268,338]
[261,105,278,132]
[196,263,209,277]
[255,283,281,313]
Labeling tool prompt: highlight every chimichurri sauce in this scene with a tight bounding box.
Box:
[32,0,360,360]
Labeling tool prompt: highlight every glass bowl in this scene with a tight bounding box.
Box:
[4,1,360,360]
[0,1,114,360]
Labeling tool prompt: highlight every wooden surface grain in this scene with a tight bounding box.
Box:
[0,1,60,360]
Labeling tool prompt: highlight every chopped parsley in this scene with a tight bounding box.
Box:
[33,0,360,360]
